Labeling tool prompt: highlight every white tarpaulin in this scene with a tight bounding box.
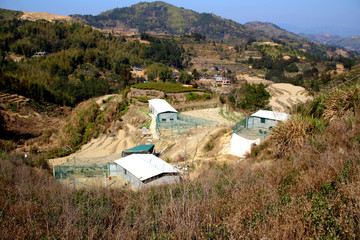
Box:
[229,133,261,157]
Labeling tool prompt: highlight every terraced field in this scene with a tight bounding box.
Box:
[266,83,313,113]
[0,92,30,106]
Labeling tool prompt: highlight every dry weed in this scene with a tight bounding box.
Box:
[323,85,359,122]
[271,115,315,156]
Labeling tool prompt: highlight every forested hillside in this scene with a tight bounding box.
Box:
[0,19,186,106]
[71,1,253,42]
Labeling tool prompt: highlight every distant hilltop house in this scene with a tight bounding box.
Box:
[112,154,180,190]
[32,51,49,57]
[132,67,143,71]
[222,78,231,86]
[148,98,178,122]
[131,67,146,79]
[230,110,291,157]
[213,75,231,86]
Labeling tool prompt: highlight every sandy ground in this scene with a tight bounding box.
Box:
[240,74,272,86]
[266,83,313,113]
[48,123,141,166]
[20,11,73,22]
[49,107,236,167]
[180,107,235,125]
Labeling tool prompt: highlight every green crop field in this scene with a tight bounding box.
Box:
[131,82,206,93]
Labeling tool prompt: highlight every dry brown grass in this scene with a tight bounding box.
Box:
[323,84,359,122]
[270,115,315,156]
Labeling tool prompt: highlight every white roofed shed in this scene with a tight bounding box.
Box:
[250,110,291,129]
[148,99,178,122]
[114,154,180,189]
[251,110,291,122]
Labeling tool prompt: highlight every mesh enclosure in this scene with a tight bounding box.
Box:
[233,117,270,141]
[155,113,218,136]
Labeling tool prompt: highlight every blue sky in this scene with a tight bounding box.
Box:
[1,0,360,31]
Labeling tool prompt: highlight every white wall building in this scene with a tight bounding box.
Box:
[113,154,180,189]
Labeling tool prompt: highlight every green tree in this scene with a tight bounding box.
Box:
[237,83,270,111]
[179,71,192,84]
[192,69,200,81]
[285,63,299,72]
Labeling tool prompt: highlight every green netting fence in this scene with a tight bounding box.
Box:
[233,117,270,141]
[156,113,218,136]
[53,164,109,180]
[53,163,126,188]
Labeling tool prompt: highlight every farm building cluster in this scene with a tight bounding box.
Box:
[54,144,181,190]
[52,98,291,190]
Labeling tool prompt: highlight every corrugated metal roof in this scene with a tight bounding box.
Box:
[122,144,154,153]
[148,99,178,114]
[114,154,178,181]
[251,110,291,121]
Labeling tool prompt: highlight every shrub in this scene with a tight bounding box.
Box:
[271,115,315,156]
[185,92,201,101]
[202,93,211,100]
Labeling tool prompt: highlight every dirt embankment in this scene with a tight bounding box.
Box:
[0,93,69,153]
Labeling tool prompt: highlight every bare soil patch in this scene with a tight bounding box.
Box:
[20,11,74,22]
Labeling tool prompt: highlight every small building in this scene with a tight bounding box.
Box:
[249,110,290,129]
[230,110,291,157]
[121,144,155,157]
[113,154,180,189]
[33,51,49,57]
[148,99,178,122]
[214,75,223,83]
[222,78,231,86]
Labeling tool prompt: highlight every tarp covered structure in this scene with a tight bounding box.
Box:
[121,144,155,157]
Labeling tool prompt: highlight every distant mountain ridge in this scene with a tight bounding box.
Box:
[70,2,360,59]
[1,3,358,59]
[71,1,255,43]
[299,33,360,53]
[244,21,304,42]
[278,24,360,38]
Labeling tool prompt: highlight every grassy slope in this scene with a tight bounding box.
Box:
[1,69,359,238]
